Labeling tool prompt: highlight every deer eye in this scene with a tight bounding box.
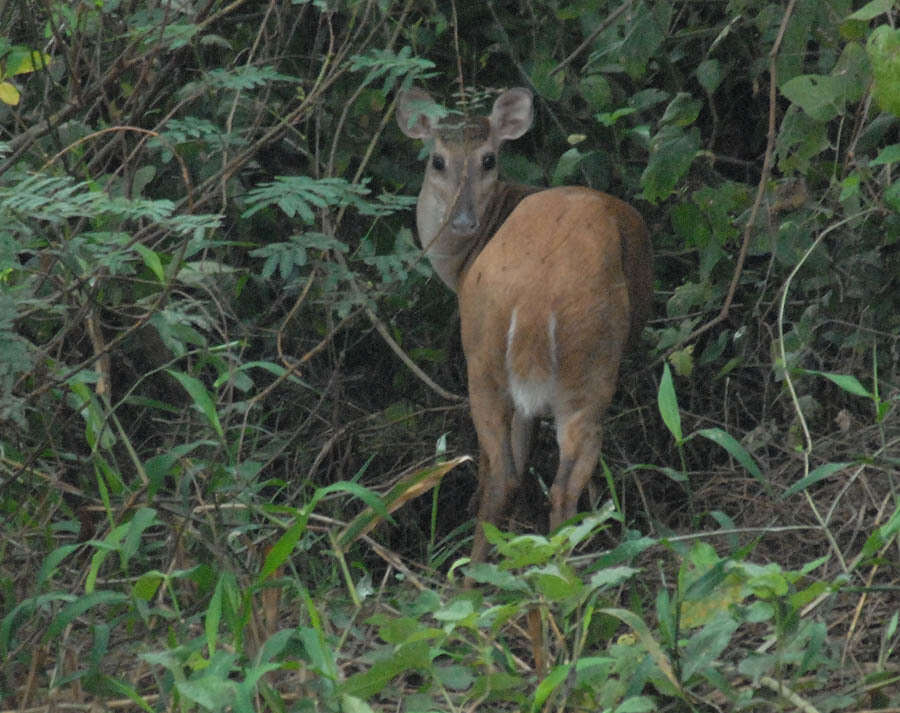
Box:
[431,154,446,171]
[481,153,496,171]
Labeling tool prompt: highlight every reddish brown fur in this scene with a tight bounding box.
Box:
[397,88,653,567]
[460,187,652,562]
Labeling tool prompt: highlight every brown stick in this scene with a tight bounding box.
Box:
[676,0,798,349]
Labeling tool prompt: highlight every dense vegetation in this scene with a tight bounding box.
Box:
[1,0,898,710]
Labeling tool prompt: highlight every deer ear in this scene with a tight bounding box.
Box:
[396,89,439,139]
[489,88,533,141]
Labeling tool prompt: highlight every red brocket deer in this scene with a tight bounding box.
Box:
[397,88,653,564]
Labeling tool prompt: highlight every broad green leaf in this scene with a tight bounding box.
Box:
[780,74,845,121]
[298,624,339,680]
[599,607,680,691]
[433,598,475,622]
[680,613,740,680]
[696,59,722,94]
[867,25,900,116]
[871,143,900,166]
[433,662,474,691]
[613,696,657,712]
[551,147,590,186]
[341,695,377,713]
[833,42,870,104]
[533,564,581,601]
[886,178,900,211]
[529,55,564,100]
[668,346,693,377]
[588,566,640,590]
[640,125,699,203]
[0,82,20,105]
[579,74,612,109]
[531,663,571,712]
[133,572,163,601]
[846,0,894,21]
[658,363,683,444]
[5,49,52,76]
[134,244,165,282]
[661,92,702,126]
[595,106,637,127]
[840,172,861,201]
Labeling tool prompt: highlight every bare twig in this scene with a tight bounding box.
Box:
[549,0,634,77]
[677,0,798,350]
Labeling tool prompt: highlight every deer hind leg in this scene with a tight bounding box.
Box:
[468,385,522,563]
[510,408,534,478]
[548,406,605,530]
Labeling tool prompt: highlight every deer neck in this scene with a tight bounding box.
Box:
[416,181,542,293]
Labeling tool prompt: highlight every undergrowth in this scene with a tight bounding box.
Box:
[1,0,899,711]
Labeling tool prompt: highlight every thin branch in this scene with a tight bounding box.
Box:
[676,0,798,350]
[549,0,634,77]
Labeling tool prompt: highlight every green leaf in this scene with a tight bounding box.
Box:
[529,55,564,100]
[668,347,693,377]
[694,428,765,485]
[680,613,740,681]
[348,46,435,93]
[551,147,590,186]
[206,573,225,655]
[886,178,900,211]
[696,59,723,94]
[579,74,612,109]
[595,106,637,127]
[640,125,699,203]
[802,369,873,398]
[341,695,377,713]
[871,143,900,166]
[122,507,159,569]
[780,74,845,121]
[1,593,75,655]
[0,81,20,105]
[860,504,900,561]
[434,662,474,691]
[340,640,430,699]
[613,695,657,712]
[658,363,683,444]
[134,243,165,283]
[531,663,571,712]
[132,572,163,602]
[661,92,702,126]
[533,564,581,601]
[165,370,223,438]
[781,462,851,499]
[4,48,52,76]
[867,25,900,116]
[47,590,129,638]
[260,518,306,582]
[846,0,894,21]
[243,176,385,222]
[36,545,80,591]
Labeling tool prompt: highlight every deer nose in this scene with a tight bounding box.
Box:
[451,208,477,233]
